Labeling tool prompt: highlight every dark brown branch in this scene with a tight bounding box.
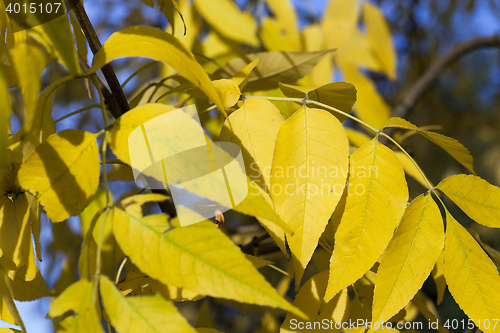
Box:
[392,34,500,120]
[69,0,130,115]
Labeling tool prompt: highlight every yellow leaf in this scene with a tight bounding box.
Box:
[212,50,334,91]
[119,193,171,217]
[394,152,427,189]
[0,267,25,331]
[299,24,332,87]
[271,106,349,290]
[363,2,396,79]
[437,174,500,228]
[150,278,204,302]
[48,279,103,333]
[233,58,259,89]
[372,193,444,324]
[18,130,100,222]
[431,251,446,305]
[108,104,176,165]
[322,0,358,49]
[278,82,356,122]
[467,228,500,267]
[9,267,52,301]
[444,209,500,329]
[345,128,371,147]
[213,78,241,108]
[29,15,81,75]
[194,0,258,46]
[325,138,408,302]
[100,275,197,333]
[0,194,30,278]
[0,67,10,171]
[89,26,225,112]
[196,329,223,333]
[219,98,289,253]
[111,209,306,318]
[280,271,348,332]
[338,60,390,129]
[263,0,300,47]
[383,117,475,174]
[260,18,298,52]
[245,254,273,269]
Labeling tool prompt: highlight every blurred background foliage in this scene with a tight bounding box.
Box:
[3,0,500,332]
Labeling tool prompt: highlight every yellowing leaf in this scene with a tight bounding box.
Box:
[260,18,298,52]
[443,210,500,332]
[29,15,81,75]
[111,209,306,318]
[18,130,100,222]
[345,128,371,147]
[213,79,240,108]
[212,50,333,91]
[195,0,258,46]
[263,0,300,47]
[108,104,176,165]
[431,251,446,305]
[325,138,408,302]
[0,67,10,171]
[100,276,197,333]
[9,267,52,301]
[322,0,358,49]
[394,152,428,188]
[245,254,273,269]
[150,278,204,302]
[383,117,474,174]
[363,2,396,79]
[48,279,103,333]
[437,174,500,228]
[219,98,290,253]
[0,267,26,331]
[0,194,30,278]
[280,270,348,333]
[300,24,332,87]
[338,60,390,129]
[119,193,171,217]
[372,193,444,324]
[233,58,259,89]
[467,228,500,267]
[278,82,356,122]
[271,106,349,290]
[89,26,224,112]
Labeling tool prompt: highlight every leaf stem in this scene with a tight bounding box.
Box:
[121,61,159,89]
[54,103,101,123]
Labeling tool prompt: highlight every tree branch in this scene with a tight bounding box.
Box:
[69,0,130,115]
[392,34,500,120]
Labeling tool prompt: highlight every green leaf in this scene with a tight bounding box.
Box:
[212,50,334,91]
[18,130,100,222]
[372,193,444,324]
[278,82,356,121]
[437,174,500,228]
[325,138,408,302]
[48,279,103,333]
[271,106,349,290]
[195,0,258,46]
[89,26,225,112]
[383,117,475,174]
[111,208,306,318]
[100,276,197,333]
[443,209,500,331]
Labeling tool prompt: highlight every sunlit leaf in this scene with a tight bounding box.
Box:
[0,67,10,171]
[271,106,349,290]
[195,0,258,46]
[322,0,357,49]
[263,0,300,46]
[437,174,500,228]
[394,152,428,188]
[278,82,356,121]
[212,50,334,91]
[100,275,197,333]
[18,130,100,222]
[383,117,474,174]
[111,209,306,318]
[325,138,408,302]
[431,251,446,305]
[0,267,26,332]
[213,78,241,108]
[89,26,225,112]
[373,193,444,324]
[260,18,298,52]
[48,279,103,333]
[467,228,500,267]
[444,209,500,332]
